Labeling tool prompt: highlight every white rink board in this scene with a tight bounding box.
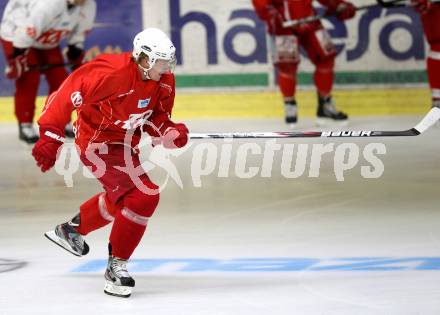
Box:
[142,0,427,74]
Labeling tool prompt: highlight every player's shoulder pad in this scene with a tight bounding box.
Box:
[91,53,130,71]
[81,0,97,12]
[33,0,65,16]
[74,54,128,87]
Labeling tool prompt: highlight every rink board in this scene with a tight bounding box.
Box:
[0,88,431,122]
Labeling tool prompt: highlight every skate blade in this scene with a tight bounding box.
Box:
[316,118,349,127]
[104,281,132,298]
[44,230,82,257]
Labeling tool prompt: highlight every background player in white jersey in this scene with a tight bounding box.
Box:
[0,0,96,143]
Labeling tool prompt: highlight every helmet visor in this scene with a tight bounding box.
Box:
[152,57,176,74]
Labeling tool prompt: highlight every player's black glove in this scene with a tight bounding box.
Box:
[66,44,85,71]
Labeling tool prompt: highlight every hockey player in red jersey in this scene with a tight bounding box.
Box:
[31,28,189,298]
[252,0,356,127]
[412,0,440,109]
[0,0,96,143]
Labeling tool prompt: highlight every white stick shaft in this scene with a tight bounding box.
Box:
[189,108,440,139]
[47,108,440,142]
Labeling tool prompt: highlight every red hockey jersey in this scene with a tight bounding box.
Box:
[38,52,175,151]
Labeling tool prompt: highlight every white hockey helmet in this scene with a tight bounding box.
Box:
[67,0,87,5]
[132,28,176,73]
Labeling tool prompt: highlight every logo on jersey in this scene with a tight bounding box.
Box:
[71,91,83,108]
[114,111,153,130]
[137,98,151,109]
[26,27,36,39]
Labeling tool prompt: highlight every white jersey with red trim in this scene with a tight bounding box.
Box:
[0,0,96,49]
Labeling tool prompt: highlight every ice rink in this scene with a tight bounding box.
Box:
[1,115,440,315]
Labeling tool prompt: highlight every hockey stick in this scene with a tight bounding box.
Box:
[282,0,410,28]
[376,0,411,7]
[28,63,73,71]
[189,107,440,139]
[43,108,440,142]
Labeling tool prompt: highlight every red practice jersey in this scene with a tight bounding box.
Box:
[38,52,175,151]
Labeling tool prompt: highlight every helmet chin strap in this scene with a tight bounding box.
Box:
[137,63,152,80]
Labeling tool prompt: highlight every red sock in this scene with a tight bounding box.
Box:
[109,185,159,259]
[77,193,120,235]
[277,62,297,99]
[109,209,148,259]
[314,58,334,97]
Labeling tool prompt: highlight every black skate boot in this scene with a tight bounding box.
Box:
[284,100,297,128]
[64,122,75,138]
[44,214,89,257]
[316,95,348,126]
[18,123,39,144]
[104,244,135,298]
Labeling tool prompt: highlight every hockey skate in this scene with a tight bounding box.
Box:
[18,123,39,144]
[104,252,135,298]
[44,214,89,257]
[316,96,348,126]
[284,100,297,128]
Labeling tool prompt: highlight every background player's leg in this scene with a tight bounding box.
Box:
[43,47,68,94]
[43,47,74,137]
[0,40,40,143]
[15,49,40,143]
[277,62,299,127]
[427,45,440,107]
[303,28,348,125]
[422,5,440,107]
[15,70,40,143]
[270,34,300,127]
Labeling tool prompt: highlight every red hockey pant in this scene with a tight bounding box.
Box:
[421,5,440,100]
[1,39,68,123]
[77,144,160,260]
[275,28,336,100]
